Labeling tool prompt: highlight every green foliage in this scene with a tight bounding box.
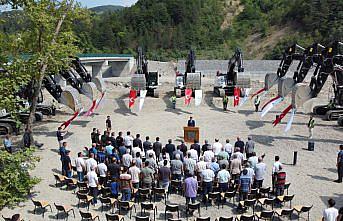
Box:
[0,148,40,209]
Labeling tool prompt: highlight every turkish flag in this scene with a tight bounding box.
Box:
[234,87,240,107]
[273,104,292,127]
[129,89,137,108]
[185,89,192,105]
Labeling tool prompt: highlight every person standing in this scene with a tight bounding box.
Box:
[307,115,315,139]
[56,127,67,148]
[171,94,177,109]
[230,154,242,184]
[143,136,152,153]
[153,137,162,161]
[224,139,233,160]
[223,94,228,111]
[3,134,12,153]
[119,167,132,201]
[184,172,198,205]
[254,95,260,112]
[190,139,201,159]
[106,116,112,131]
[133,134,143,150]
[63,150,72,178]
[170,154,183,180]
[158,160,171,190]
[75,152,86,181]
[86,153,98,174]
[140,161,154,188]
[87,166,99,205]
[183,153,196,175]
[165,139,176,160]
[334,144,343,183]
[124,131,134,149]
[201,164,215,203]
[23,128,33,149]
[122,149,133,168]
[234,137,245,154]
[59,142,67,175]
[217,164,230,192]
[187,116,195,127]
[129,160,141,189]
[254,157,266,188]
[213,139,223,157]
[245,136,255,159]
[238,169,251,201]
[97,159,108,185]
[322,199,339,221]
[272,156,282,192]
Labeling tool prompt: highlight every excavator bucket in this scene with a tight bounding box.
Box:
[264,73,279,91]
[81,82,98,101]
[291,83,312,109]
[278,77,295,97]
[59,87,83,112]
[92,76,106,93]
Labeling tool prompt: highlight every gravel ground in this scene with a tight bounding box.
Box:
[1,61,342,221]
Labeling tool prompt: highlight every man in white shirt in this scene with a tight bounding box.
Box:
[87,166,99,204]
[201,164,215,203]
[129,160,141,189]
[224,139,233,159]
[231,147,244,162]
[86,153,97,174]
[322,199,338,221]
[132,145,143,158]
[204,146,214,162]
[187,147,198,162]
[122,149,133,168]
[75,152,86,181]
[212,138,223,156]
[254,157,266,188]
[97,160,108,185]
[217,164,231,192]
[146,148,156,161]
[196,157,207,175]
[248,152,259,170]
[124,131,134,148]
[245,162,255,183]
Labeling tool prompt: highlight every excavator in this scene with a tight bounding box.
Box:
[274,41,343,129]
[0,58,106,134]
[252,44,305,101]
[174,49,202,97]
[260,43,325,115]
[214,48,250,97]
[131,47,160,97]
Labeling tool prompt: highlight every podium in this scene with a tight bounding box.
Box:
[184,127,200,143]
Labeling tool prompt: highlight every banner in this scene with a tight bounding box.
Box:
[60,109,82,129]
[239,88,251,106]
[84,99,97,116]
[185,89,192,105]
[95,92,105,109]
[251,88,265,98]
[139,90,147,111]
[194,90,202,106]
[129,89,137,108]
[273,104,292,126]
[285,108,296,132]
[261,95,281,110]
[233,87,240,107]
[260,96,284,118]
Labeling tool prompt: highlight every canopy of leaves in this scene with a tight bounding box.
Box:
[0,148,40,209]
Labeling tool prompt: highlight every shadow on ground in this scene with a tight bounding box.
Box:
[114,94,138,116]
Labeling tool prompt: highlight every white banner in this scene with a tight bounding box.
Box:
[285,108,296,132]
[195,90,202,106]
[139,90,147,111]
[260,97,284,118]
[239,88,252,106]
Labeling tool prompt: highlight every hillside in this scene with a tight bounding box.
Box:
[0,0,341,60]
[89,5,124,14]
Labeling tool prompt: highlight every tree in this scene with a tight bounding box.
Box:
[0,0,87,131]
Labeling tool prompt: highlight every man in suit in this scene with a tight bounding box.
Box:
[187,116,195,127]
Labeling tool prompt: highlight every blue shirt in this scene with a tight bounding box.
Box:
[210,162,220,173]
[239,175,251,193]
[4,139,12,148]
[338,150,343,163]
[105,145,114,155]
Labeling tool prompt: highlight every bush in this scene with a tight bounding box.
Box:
[0,148,40,209]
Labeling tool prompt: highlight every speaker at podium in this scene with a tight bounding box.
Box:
[184,126,200,143]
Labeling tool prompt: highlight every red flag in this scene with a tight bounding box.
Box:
[185,89,192,105]
[251,88,265,98]
[234,87,240,107]
[84,100,97,116]
[60,110,80,129]
[129,89,137,108]
[261,95,281,110]
[273,104,292,127]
